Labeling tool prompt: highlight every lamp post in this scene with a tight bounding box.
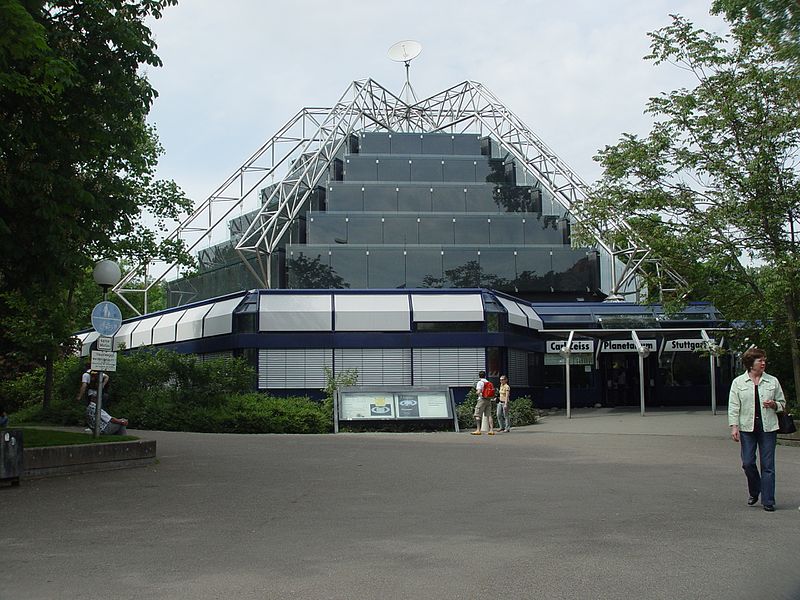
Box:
[91,260,121,437]
[93,260,121,298]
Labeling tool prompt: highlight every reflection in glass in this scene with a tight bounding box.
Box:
[308,215,347,244]
[406,249,443,287]
[493,185,539,213]
[552,251,599,292]
[479,249,517,290]
[442,252,481,287]
[330,248,368,288]
[287,253,348,289]
[367,249,406,288]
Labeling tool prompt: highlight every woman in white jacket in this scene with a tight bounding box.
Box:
[728,347,786,512]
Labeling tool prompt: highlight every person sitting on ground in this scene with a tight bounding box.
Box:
[86,400,129,436]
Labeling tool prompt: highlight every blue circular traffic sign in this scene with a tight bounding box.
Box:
[91,301,123,337]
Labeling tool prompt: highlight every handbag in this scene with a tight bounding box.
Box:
[777,412,797,435]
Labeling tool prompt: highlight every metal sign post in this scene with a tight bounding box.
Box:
[90,302,122,438]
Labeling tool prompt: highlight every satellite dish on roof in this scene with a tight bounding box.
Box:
[388,40,422,104]
[388,40,422,63]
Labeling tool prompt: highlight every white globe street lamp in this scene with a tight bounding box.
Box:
[93,259,121,293]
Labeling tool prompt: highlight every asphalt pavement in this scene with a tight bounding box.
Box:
[2,407,799,600]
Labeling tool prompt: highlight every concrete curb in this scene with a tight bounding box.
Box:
[23,439,157,478]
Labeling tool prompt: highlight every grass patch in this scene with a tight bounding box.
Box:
[7,427,138,448]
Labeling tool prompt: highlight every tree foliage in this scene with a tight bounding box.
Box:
[712,0,800,63]
[0,0,193,390]
[583,7,800,404]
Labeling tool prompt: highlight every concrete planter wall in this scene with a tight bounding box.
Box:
[23,440,156,478]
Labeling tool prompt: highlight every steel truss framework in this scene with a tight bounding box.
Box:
[115,79,686,314]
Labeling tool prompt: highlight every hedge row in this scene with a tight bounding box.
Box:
[4,351,332,434]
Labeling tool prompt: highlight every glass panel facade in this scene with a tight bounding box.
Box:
[410,158,443,182]
[452,134,481,155]
[330,248,367,288]
[489,217,524,245]
[515,248,553,292]
[377,157,411,181]
[454,216,490,245]
[359,132,390,154]
[444,159,478,182]
[466,184,500,212]
[407,249,443,287]
[307,215,347,245]
[171,130,603,303]
[347,215,384,244]
[345,157,377,181]
[523,216,564,244]
[363,184,397,211]
[478,248,517,289]
[390,133,422,154]
[327,185,363,211]
[419,216,454,244]
[443,248,481,287]
[286,250,347,289]
[421,134,453,155]
[367,248,406,289]
[432,186,466,212]
[383,215,419,244]
[398,185,432,212]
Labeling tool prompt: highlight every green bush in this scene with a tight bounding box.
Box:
[456,389,538,429]
[321,366,358,429]
[5,350,333,434]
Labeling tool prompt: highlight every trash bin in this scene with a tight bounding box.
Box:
[0,429,23,486]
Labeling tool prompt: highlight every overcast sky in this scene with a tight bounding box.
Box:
[145,0,729,209]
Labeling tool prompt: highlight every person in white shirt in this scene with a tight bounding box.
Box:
[728,347,785,512]
[471,370,496,436]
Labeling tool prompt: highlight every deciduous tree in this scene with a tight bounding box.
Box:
[582,10,800,403]
[0,0,193,405]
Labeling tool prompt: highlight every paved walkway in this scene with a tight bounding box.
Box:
[533,406,731,436]
[2,409,799,600]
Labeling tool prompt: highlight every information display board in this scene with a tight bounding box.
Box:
[335,386,457,432]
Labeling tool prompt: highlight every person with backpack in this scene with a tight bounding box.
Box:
[76,365,109,405]
[471,370,496,435]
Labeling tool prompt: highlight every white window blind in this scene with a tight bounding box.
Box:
[258,349,333,389]
[334,348,412,385]
[413,347,484,386]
